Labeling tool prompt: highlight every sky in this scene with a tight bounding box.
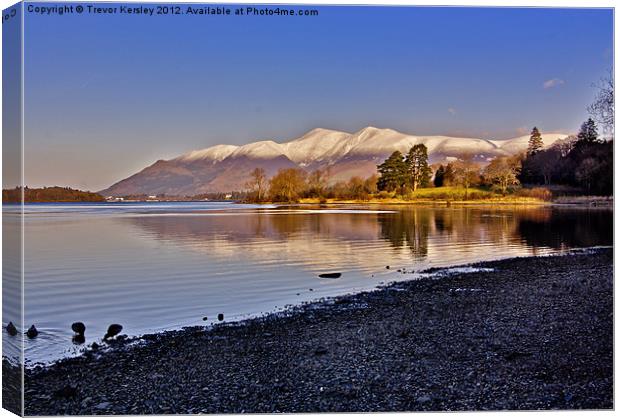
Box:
[13,4,615,191]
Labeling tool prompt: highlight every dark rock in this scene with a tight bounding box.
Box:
[53,385,77,399]
[218,314,224,321]
[386,266,390,269]
[72,334,86,345]
[104,324,123,340]
[318,273,342,279]
[202,316,208,321]
[26,325,38,339]
[314,347,328,356]
[6,322,17,336]
[71,322,86,335]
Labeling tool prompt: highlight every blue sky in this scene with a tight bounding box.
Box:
[19,4,613,190]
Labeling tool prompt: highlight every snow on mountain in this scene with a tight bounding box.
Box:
[227,140,288,160]
[176,144,239,163]
[101,127,572,195]
[491,133,569,154]
[280,128,352,166]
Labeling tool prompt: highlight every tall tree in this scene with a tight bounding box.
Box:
[405,144,432,191]
[307,168,330,198]
[245,168,268,202]
[527,127,544,156]
[443,163,456,186]
[377,151,408,192]
[576,118,599,145]
[433,165,445,187]
[268,168,307,202]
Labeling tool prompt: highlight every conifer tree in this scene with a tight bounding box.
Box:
[434,165,445,187]
[576,118,599,144]
[526,127,544,156]
[377,151,407,192]
[405,144,432,191]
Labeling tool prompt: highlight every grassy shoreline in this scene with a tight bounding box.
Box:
[23,248,612,414]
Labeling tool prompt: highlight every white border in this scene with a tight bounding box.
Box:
[0,1,616,418]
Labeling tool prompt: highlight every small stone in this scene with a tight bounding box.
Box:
[6,322,17,336]
[217,313,224,321]
[71,322,86,335]
[95,402,111,410]
[416,395,432,404]
[104,324,123,340]
[314,347,328,356]
[26,325,38,339]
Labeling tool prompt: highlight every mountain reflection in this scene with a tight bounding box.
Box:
[123,206,612,270]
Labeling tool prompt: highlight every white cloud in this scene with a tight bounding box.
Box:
[543,78,565,89]
[447,107,456,115]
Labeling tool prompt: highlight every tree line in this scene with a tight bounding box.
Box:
[246,121,611,203]
[2,186,106,203]
[519,120,612,195]
[245,167,379,203]
[246,74,612,202]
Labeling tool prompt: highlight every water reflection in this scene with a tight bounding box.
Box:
[20,204,612,364]
[517,208,612,249]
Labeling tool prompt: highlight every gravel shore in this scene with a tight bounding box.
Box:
[23,248,613,414]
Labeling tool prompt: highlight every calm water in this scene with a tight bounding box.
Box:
[2,202,612,365]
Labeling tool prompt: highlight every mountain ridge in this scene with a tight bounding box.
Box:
[101,127,569,196]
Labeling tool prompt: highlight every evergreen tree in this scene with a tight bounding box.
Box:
[433,165,445,187]
[576,118,599,145]
[405,144,432,191]
[377,151,407,192]
[443,163,456,186]
[527,127,544,156]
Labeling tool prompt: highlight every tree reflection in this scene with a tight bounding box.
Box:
[517,208,612,249]
[378,208,431,258]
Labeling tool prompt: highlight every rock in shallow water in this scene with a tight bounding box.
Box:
[6,322,17,336]
[26,325,38,339]
[104,324,123,340]
[318,273,342,279]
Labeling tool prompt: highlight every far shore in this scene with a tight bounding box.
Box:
[22,248,613,414]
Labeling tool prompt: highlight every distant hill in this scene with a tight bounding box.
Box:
[100,127,569,196]
[3,187,105,203]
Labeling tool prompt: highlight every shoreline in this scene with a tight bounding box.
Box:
[22,248,613,414]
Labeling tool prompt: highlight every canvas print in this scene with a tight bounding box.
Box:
[1,1,614,415]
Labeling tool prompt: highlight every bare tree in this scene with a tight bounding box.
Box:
[588,71,614,139]
[452,155,480,199]
[307,168,330,198]
[268,168,307,202]
[483,156,521,194]
[245,168,267,202]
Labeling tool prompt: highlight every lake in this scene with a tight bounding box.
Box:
[2,202,612,365]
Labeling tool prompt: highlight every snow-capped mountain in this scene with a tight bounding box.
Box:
[100,127,569,196]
